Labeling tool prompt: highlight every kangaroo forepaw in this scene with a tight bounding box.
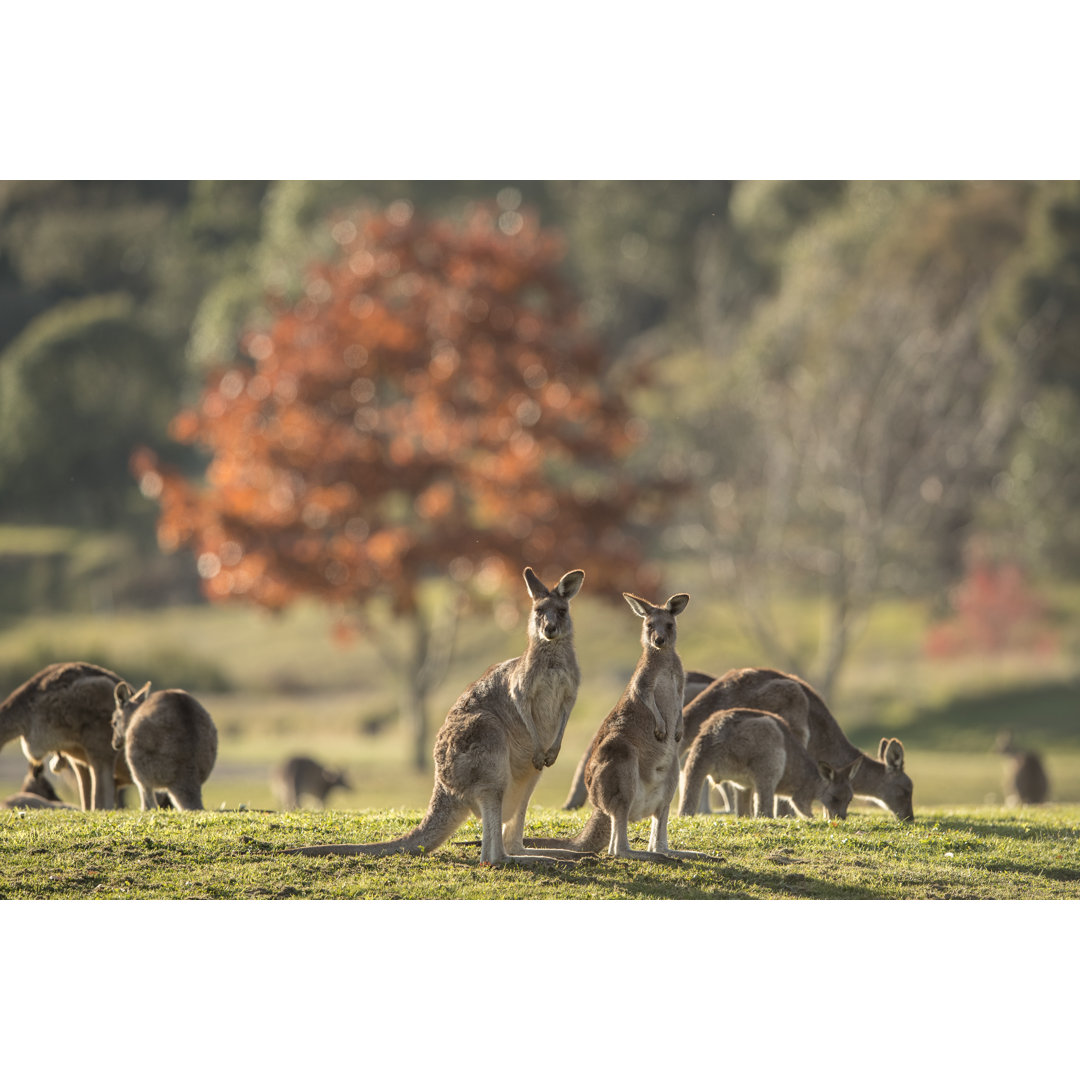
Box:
[532,749,546,771]
[543,748,560,768]
[655,727,666,741]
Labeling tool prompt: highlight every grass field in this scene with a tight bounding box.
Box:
[1,584,1078,891]
[2,804,1078,900]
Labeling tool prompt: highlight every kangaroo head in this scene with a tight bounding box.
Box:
[523,567,584,643]
[624,592,689,651]
[875,737,914,821]
[111,680,152,750]
[816,757,861,820]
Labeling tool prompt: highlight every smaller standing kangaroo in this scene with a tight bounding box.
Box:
[111,682,218,810]
[579,592,718,861]
[272,756,352,810]
[678,708,861,819]
[995,730,1049,806]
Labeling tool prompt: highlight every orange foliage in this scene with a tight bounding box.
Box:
[133,201,659,616]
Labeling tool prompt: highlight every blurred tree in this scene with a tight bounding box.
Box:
[136,201,661,768]
[979,181,1080,576]
[669,181,1038,698]
[0,293,185,526]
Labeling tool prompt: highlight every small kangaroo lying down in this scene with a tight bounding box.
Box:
[1,761,78,810]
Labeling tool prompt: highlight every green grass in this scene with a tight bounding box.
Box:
[1,804,1077,900]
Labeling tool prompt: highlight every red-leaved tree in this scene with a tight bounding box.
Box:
[134,201,660,767]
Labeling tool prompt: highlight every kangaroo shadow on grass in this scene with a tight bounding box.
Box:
[447,841,884,898]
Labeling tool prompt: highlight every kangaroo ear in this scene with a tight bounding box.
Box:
[554,569,584,600]
[817,761,836,783]
[666,593,690,616]
[523,567,548,600]
[883,739,905,772]
[132,681,152,705]
[847,756,863,780]
[114,681,132,706]
[878,737,889,761]
[623,592,650,618]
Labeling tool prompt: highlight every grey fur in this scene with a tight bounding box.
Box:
[286,568,593,864]
[1,662,125,809]
[272,756,352,809]
[111,682,219,810]
[678,707,860,819]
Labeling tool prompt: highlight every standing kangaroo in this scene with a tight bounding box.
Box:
[560,668,716,811]
[678,707,861,819]
[273,756,352,810]
[995,730,1049,806]
[287,568,590,865]
[1,662,124,809]
[680,668,915,821]
[533,592,718,862]
[111,682,219,810]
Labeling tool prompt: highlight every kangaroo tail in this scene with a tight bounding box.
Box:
[524,807,610,853]
[560,746,591,810]
[285,784,469,857]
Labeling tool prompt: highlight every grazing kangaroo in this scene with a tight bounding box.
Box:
[560,668,717,811]
[681,668,915,821]
[1,761,78,810]
[287,568,591,865]
[995,730,1049,806]
[678,707,861,819]
[273,756,352,810]
[1,662,124,809]
[111,682,219,810]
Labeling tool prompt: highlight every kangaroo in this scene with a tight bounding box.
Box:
[111,682,219,810]
[530,592,719,862]
[995,730,1049,806]
[1,662,125,809]
[560,668,717,811]
[678,708,861,819]
[1,761,78,810]
[287,568,592,865]
[49,749,171,810]
[273,756,352,810]
[681,668,915,821]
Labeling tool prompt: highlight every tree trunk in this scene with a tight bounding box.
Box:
[403,611,431,773]
[400,593,463,772]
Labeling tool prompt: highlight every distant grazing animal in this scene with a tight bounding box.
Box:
[272,756,352,810]
[1,662,125,809]
[287,568,592,865]
[678,707,860,819]
[111,682,219,810]
[680,668,915,821]
[1,761,78,810]
[995,730,1049,806]
[527,592,720,862]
